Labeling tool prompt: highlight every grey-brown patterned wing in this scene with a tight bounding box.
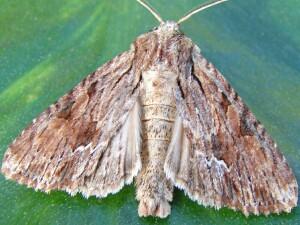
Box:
[2,45,142,198]
[165,45,298,215]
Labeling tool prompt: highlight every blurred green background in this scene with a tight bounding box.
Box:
[0,0,299,224]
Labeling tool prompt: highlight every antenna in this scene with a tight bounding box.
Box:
[178,0,228,24]
[137,0,164,23]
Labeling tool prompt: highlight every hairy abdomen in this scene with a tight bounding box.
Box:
[135,68,177,218]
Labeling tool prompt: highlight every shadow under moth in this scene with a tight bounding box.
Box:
[1,0,298,218]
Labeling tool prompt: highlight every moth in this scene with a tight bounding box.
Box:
[1,0,298,219]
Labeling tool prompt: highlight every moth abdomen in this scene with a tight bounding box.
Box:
[135,67,178,218]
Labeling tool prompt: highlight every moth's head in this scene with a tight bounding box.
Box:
[154,21,181,36]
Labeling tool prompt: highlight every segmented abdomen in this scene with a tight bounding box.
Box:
[135,69,178,216]
[141,89,176,140]
[136,89,176,199]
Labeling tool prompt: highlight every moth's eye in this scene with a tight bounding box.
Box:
[152,27,158,31]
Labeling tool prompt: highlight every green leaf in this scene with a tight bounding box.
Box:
[0,0,299,224]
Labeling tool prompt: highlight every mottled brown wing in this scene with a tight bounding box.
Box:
[1,45,142,198]
[165,45,298,215]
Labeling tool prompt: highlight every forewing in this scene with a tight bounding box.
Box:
[2,46,142,198]
[165,45,298,215]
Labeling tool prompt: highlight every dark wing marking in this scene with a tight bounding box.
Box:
[165,45,298,216]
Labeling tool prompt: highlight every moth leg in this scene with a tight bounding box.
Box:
[135,140,173,218]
